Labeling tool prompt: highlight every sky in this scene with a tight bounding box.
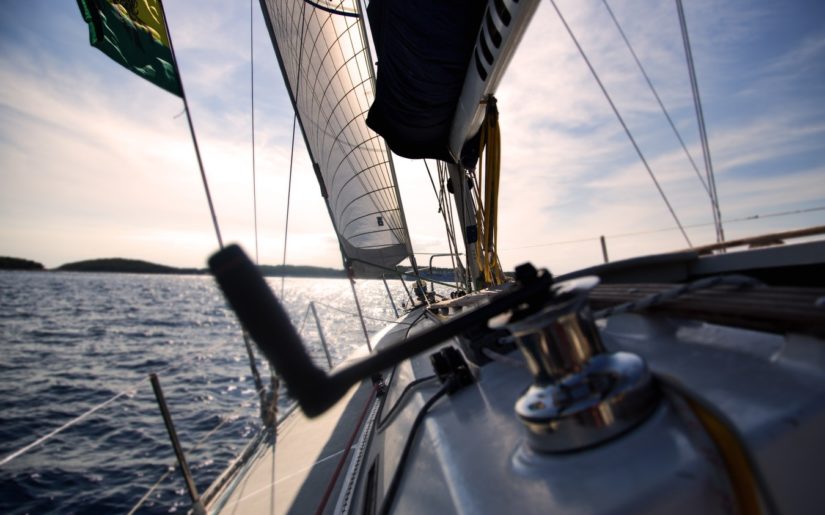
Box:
[1,0,823,275]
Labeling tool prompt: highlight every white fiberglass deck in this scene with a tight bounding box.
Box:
[210,351,376,515]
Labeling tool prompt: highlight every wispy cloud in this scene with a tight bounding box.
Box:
[488,0,825,273]
[0,0,823,274]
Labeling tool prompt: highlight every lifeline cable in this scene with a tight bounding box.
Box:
[0,333,264,467]
[500,205,825,251]
[312,300,414,326]
[127,380,274,514]
[0,391,129,467]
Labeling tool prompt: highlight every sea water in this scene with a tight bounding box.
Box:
[0,271,411,513]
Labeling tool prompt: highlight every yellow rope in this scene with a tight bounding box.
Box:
[473,97,505,287]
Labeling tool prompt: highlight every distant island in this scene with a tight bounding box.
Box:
[2,257,475,280]
[0,256,45,270]
[55,258,345,278]
[57,258,200,275]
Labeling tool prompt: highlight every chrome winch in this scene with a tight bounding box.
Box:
[506,271,659,453]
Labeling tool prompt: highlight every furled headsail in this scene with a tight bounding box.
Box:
[259,0,414,278]
[366,0,539,164]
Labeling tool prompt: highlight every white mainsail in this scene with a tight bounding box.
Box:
[260,0,413,277]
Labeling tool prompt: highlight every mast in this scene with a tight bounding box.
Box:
[445,0,540,288]
[447,0,541,161]
[447,162,481,291]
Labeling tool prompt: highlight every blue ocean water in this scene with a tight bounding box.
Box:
[0,271,406,513]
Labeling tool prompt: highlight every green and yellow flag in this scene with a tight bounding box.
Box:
[77,0,182,96]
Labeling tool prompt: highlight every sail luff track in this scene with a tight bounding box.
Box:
[260,0,413,276]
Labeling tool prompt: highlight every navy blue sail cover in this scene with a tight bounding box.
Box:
[366,0,486,162]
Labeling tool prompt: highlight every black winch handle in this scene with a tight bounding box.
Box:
[209,244,553,417]
[209,245,334,416]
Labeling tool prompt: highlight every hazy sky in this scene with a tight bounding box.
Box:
[1,0,823,274]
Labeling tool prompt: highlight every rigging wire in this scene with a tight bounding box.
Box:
[439,161,467,289]
[548,0,692,248]
[601,0,709,196]
[424,160,463,287]
[280,0,309,298]
[0,333,263,467]
[282,113,299,299]
[243,0,267,419]
[158,0,224,250]
[676,0,725,245]
[127,380,275,514]
[500,205,825,251]
[251,0,260,265]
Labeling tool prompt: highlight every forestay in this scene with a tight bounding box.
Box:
[260,0,413,277]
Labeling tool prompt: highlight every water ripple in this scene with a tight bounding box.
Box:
[0,271,408,513]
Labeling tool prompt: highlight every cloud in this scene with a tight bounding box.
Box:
[1,0,823,275]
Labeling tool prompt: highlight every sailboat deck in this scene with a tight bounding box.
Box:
[210,376,374,514]
[207,310,422,515]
